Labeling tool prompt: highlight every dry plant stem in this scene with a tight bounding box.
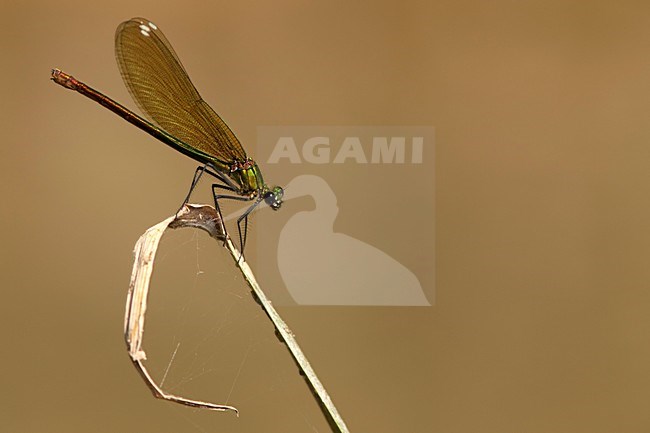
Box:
[125,205,350,433]
[125,205,238,414]
[221,226,351,433]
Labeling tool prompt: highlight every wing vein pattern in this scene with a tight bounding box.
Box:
[115,17,246,163]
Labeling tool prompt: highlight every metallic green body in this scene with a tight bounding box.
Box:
[232,163,266,196]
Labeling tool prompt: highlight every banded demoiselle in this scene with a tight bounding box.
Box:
[51,17,283,255]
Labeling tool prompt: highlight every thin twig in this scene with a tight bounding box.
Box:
[221,232,352,433]
[125,204,351,432]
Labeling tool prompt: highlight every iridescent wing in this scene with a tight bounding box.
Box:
[115,17,246,163]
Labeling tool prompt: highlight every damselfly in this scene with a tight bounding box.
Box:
[51,17,283,255]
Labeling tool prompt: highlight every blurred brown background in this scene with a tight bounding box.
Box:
[2,1,650,432]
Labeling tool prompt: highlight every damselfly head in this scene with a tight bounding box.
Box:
[264,186,284,211]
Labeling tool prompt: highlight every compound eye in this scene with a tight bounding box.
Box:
[263,191,275,204]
